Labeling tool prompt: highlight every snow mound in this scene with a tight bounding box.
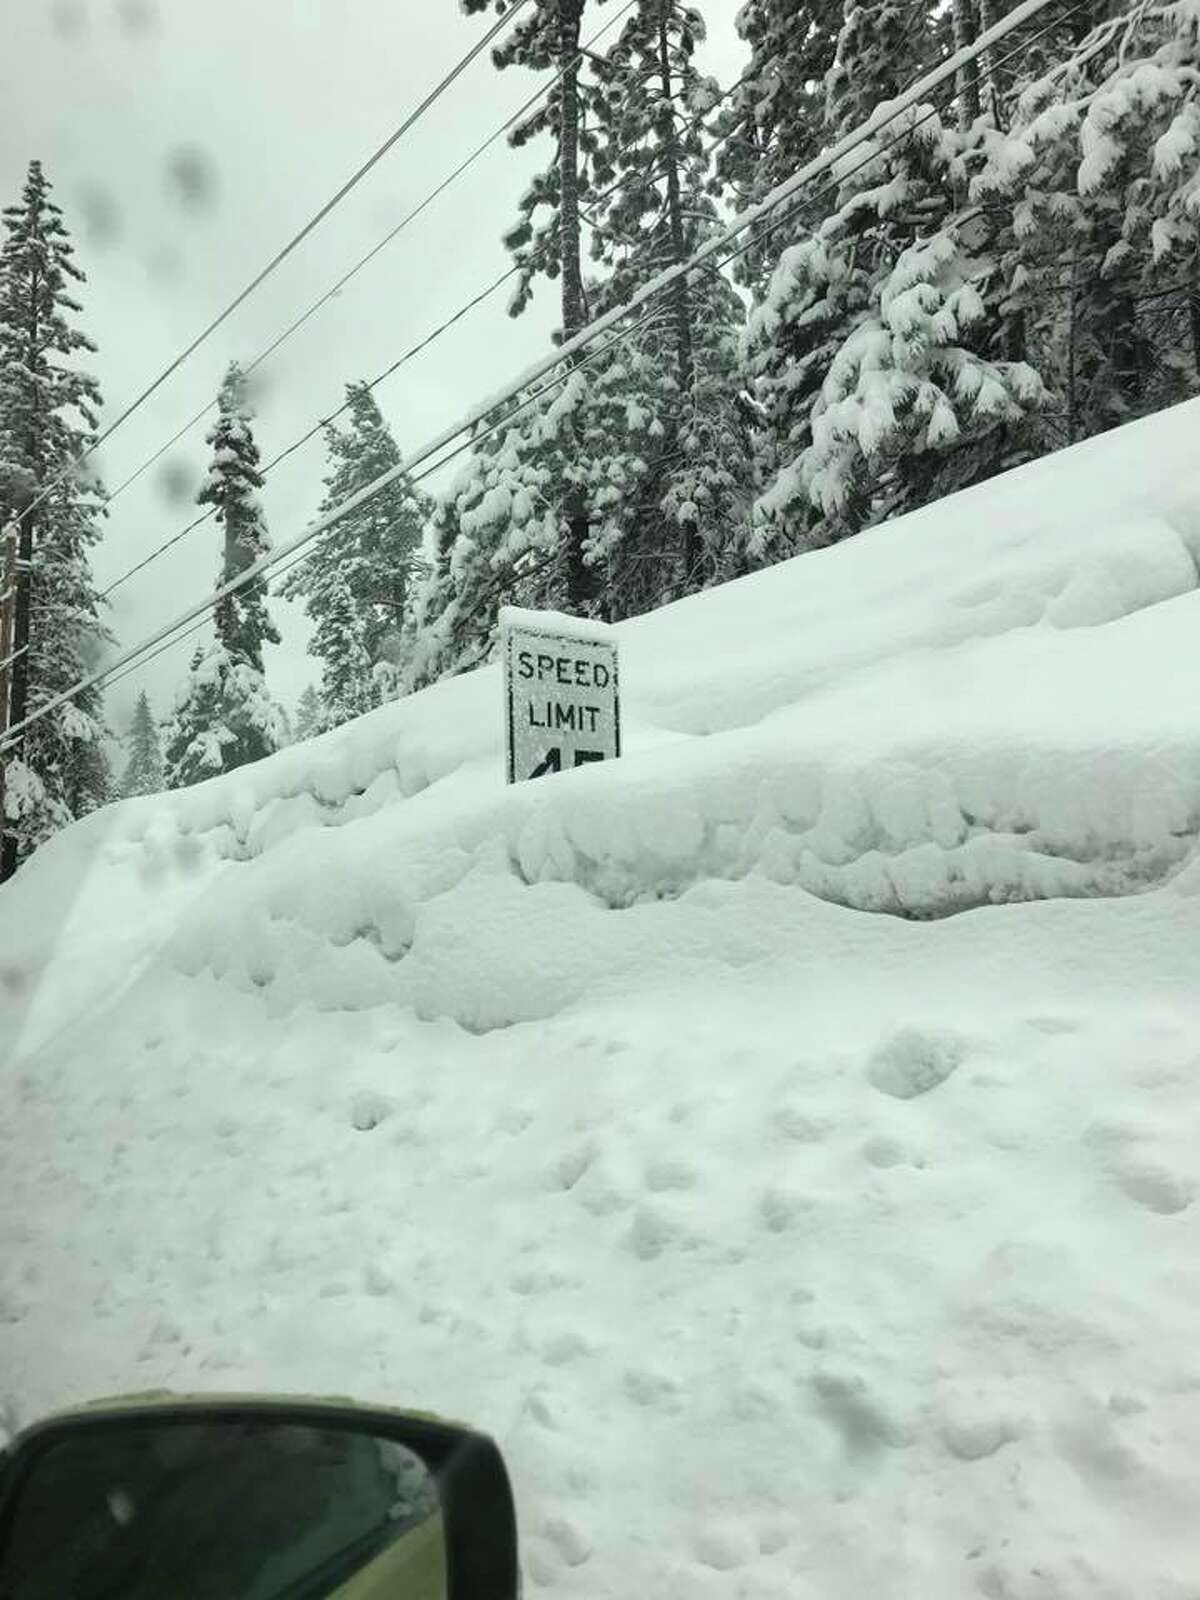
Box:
[3,403,1200,1598]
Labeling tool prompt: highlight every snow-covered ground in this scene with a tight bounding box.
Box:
[4,402,1200,1598]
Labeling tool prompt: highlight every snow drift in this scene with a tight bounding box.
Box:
[3,403,1200,1598]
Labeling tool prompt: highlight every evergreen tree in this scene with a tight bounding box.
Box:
[119,690,163,797]
[972,0,1200,445]
[293,683,325,741]
[825,0,932,137]
[280,383,427,728]
[411,2,759,674]
[405,369,618,687]
[588,0,754,602]
[714,0,843,289]
[163,363,283,789]
[0,159,112,875]
[745,30,1046,551]
[462,0,603,608]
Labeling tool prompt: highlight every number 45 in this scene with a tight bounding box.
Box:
[529,748,604,779]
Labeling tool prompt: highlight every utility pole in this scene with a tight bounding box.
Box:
[0,519,20,882]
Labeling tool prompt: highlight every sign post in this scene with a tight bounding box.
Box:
[501,607,620,784]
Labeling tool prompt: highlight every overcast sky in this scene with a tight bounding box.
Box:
[0,0,745,744]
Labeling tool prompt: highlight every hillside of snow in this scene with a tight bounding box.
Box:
[4,402,1200,1599]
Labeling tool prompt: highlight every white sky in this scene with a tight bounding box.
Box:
[0,0,745,742]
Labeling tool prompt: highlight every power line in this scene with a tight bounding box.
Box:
[15,0,533,532]
[0,0,1074,753]
[2,0,1085,688]
[96,306,677,701]
[98,0,736,605]
[98,262,521,602]
[135,0,1095,678]
[95,0,641,534]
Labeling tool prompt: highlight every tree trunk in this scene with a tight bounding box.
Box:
[0,503,32,883]
[1109,292,1143,414]
[976,0,1000,123]
[657,0,701,584]
[1,251,42,883]
[952,0,981,130]
[1066,253,1079,445]
[558,0,592,613]
[0,522,19,882]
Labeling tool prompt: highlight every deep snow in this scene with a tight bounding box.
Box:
[3,402,1200,1598]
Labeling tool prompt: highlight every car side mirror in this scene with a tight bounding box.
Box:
[0,1393,519,1599]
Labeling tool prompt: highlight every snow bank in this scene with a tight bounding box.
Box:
[499,605,617,645]
[3,403,1200,1598]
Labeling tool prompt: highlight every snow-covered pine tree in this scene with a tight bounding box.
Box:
[0,159,112,877]
[461,0,605,609]
[163,362,283,789]
[280,383,427,728]
[119,690,163,797]
[404,368,631,686]
[587,0,754,605]
[745,8,1046,550]
[825,0,933,137]
[800,225,1047,530]
[714,0,843,290]
[293,683,325,741]
[972,0,1200,447]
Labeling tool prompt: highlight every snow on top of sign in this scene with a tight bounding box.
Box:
[499,605,616,645]
[6,402,1200,1598]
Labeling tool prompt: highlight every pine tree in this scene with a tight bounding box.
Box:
[293,683,325,741]
[972,0,1200,446]
[588,0,754,603]
[163,363,283,789]
[800,226,1047,531]
[0,160,112,875]
[119,690,163,797]
[405,371,612,687]
[462,0,603,608]
[714,0,843,290]
[825,0,932,137]
[280,383,427,728]
[745,11,1047,551]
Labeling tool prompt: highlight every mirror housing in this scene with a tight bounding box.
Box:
[0,1392,519,1599]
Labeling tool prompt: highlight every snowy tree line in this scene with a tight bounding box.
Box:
[3,0,1200,871]
[413,0,1200,677]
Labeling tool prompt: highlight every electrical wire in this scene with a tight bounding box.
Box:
[95,304,677,698]
[0,0,1079,749]
[98,261,522,602]
[2,0,1089,691]
[94,0,641,534]
[98,11,759,604]
[12,0,534,532]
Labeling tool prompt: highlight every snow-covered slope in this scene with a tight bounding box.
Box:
[4,404,1200,1599]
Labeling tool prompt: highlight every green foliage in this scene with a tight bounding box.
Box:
[281,384,428,728]
[120,691,163,797]
[293,684,326,741]
[0,160,111,864]
[163,364,283,789]
[714,0,843,289]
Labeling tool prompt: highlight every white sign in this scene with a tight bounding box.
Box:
[501,607,621,783]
